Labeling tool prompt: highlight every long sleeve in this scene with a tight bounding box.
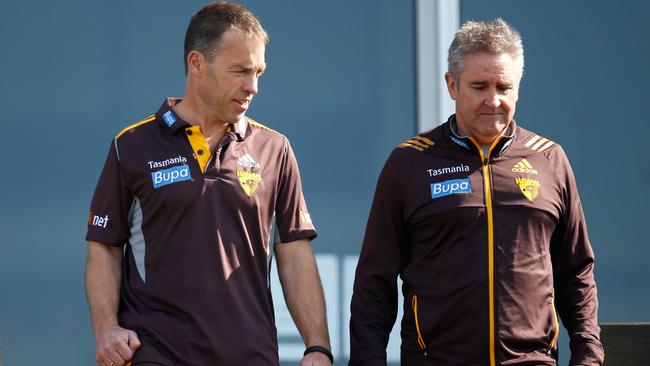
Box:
[550,147,604,365]
[349,150,408,365]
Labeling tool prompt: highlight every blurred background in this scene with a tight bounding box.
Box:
[0,0,648,365]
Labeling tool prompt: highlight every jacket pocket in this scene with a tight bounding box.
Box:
[547,299,560,354]
[411,294,429,356]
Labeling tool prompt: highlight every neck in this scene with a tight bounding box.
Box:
[174,93,230,140]
[451,117,512,148]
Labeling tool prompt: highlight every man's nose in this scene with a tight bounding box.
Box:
[243,76,259,95]
[483,90,501,108]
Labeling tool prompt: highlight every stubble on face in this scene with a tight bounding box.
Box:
[199,29,266,126]
[446,52,521,147]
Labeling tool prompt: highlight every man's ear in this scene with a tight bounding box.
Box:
[187,50,205,77]
[444,72,458,100]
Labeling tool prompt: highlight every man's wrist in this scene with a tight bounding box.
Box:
[92,317,120,334]
[304,345,333,364]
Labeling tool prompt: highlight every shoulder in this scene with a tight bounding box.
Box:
[110,115,159,161]
[246,118,298,161]
[114,115,157,140]
[380,127,443,181]
[390,125,446,166]
[515,126,574,177]
[115,115,156,140]
[247,117,287,141]
[516,126,562,156]
[397,126,442,153]
[515,126,574,169]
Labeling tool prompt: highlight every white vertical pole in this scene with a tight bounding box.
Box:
[416,0,459,132]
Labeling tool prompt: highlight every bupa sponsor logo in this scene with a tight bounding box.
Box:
[427,164,470,177]
[162,110,176,127]
[431,178,471,199]
[152,165,191,188]
[88,212,110,228]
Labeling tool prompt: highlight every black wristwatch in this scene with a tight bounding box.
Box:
[304,345,334,364]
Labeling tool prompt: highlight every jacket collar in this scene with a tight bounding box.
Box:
[445,114,516,158]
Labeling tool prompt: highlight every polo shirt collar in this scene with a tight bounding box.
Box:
[232,117,250,141]
[155,98,189,135]
[155,97,251,141]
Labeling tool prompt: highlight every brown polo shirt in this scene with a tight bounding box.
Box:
[86,98,317,365]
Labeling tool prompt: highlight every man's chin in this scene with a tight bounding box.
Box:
[225,112,246,125]
[478,125,507,144]
[485,120,507,134]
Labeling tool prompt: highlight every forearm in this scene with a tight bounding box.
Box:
[85,240,123,334]
[349,222,401,364]
[559,264,604,366]
[551,151,603,365]
[554,235,603,364]
[276,240,331,349]
[348,270,396,366]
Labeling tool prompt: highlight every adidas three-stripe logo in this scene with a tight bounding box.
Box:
[237,153,261,168]
[524,135,554,152]
[512,159,538,175]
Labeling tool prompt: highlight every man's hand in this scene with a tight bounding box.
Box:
[300,350,332,366]
[94,325,140,366]
[86,241,136,365]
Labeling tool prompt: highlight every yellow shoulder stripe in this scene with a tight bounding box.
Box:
[413,135,434,146]
[399,142,424,151]
[407,139,429,149]
[399,135,435,151]
[248,118,281,136]
[524,134,555,152]
[116,115,156,138]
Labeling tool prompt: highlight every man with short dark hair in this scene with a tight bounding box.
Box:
[85,2,332,365]
[349,18,603,365]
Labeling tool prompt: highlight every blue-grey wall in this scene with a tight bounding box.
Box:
[461,1,650,364]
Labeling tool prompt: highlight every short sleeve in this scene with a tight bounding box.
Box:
[85,140,133,247]
[273,138,317,244]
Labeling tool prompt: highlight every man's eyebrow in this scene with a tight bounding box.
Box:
[234,63,266,71]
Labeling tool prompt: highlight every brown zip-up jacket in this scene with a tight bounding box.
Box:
[349,117,603,365]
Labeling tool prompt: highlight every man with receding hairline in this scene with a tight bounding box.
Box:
[85,2,332,365]
[350,18,603,366]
